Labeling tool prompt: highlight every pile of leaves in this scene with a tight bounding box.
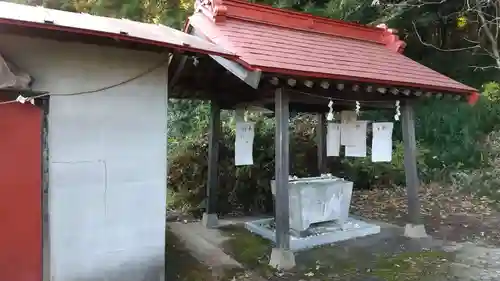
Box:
[351,183,500,245]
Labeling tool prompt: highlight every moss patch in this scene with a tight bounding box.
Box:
[217,225,455,281]
[371,250,453,281]
[295,249,453,281]
[219,225,277,278]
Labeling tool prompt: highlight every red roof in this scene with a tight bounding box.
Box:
[187,0,477,96]
[0,1,236,58]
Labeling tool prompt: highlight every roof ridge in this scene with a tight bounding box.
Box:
[194,0,405,52]
[225,0,382,32]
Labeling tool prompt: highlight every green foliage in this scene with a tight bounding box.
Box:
[255,0,381,23]
[483,82,500,102]
[379,0,499,87]
[340,141,428,188]
[451,130,500,201]
[168,116,277,214]
[19,0,193,28]
[415,97,500,179]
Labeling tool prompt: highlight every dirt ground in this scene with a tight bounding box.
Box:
[167,183,500,281]
[350,183,500,246]
[218,224,455,281]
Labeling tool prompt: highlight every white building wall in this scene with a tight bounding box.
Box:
[0,34,168,281]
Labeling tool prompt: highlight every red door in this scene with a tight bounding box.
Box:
[0,102,42,281]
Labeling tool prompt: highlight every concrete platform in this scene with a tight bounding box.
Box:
[245,217,381,251]
[168,221,242,270]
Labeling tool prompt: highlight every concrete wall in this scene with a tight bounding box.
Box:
[0,34,168,281]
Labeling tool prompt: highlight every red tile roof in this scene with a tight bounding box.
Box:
[0,1,236,58]
[187,0,477,96]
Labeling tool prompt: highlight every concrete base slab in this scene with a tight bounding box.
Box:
[202,213,219,228]
[269,248,296,270]
[168,221,269,281]
[245,217,381,251]
[168,222,241,269]
[404,224,428,238]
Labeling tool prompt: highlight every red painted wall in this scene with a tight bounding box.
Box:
[0,103,42,281]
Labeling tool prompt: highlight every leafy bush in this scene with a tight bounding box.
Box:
[168,114,409,215]
[415,95,500,181]
[483,82,500,103]
[451,130,500,201]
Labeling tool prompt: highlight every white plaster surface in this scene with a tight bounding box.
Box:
[0,34,168,281]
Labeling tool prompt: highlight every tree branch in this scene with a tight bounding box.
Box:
[412,21,481,51]
[470,65,500,71]
[471,0,500,68]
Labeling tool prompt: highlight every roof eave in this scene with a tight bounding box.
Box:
[186,21,476,98]
[257,66,478,96]
[0,18,238,60]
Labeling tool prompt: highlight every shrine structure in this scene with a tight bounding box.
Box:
[169,0,479,269]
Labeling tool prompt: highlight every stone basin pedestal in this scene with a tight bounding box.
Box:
[245,175,381,251]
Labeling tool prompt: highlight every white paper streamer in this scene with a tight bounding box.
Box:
[394,100,401,121]
[326,100,334,121]
[371,122,394,162]
[235,121,255,166]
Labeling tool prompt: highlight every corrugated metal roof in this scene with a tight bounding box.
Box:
[188,0,477,95]
[0,1,236,58]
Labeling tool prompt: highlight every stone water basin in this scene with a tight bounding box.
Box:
[271,175,353,233]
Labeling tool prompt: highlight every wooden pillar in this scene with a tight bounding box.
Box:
[269,87,295,270]
[274,87,291,249]
[316,113,327,175]
[202,100,220,228]
[401,102,427,238]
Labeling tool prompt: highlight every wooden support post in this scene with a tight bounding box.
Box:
[317,113,327,175]
[202,100,220,228]
[401,102,427,238]
[269,88,295,270]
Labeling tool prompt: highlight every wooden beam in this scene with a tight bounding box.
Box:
[262,75,463,101]
[168,54,187,89]
[203,99,221,228]
[274,87,291,250]
[232,97,275,108]
[401,102,422,226]
[316,113,327,175]
[259,102,396,114]
[209,55,262,89]
[285,89,414,104]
